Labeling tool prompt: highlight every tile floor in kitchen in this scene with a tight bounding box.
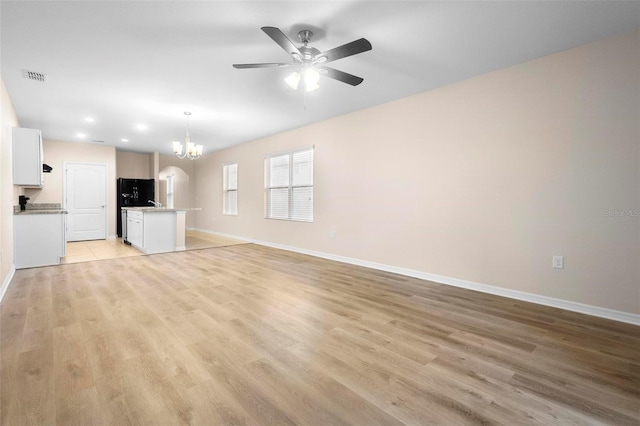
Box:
[62,230,247,264]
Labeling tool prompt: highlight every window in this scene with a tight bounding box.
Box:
[223,163,238,215]
[265,147,313,222]
[166,175,174,209]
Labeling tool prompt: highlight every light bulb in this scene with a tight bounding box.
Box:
[172,141,183,155]
[303,69,320,92]
[186,142,196,155]
[285,71,301,90]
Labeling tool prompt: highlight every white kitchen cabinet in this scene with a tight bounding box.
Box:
[127,210,144,248]
[14,213,66,269]
[143,212,176,254]
[126,209,177,254]
[13,127,44,188]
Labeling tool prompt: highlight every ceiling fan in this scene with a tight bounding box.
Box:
[233,27,372,91]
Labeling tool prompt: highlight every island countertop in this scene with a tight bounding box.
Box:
[122,206,202,213]
[121,207,189,213]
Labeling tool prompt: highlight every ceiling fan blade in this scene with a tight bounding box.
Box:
[317,66,364,86]
[315,38,372,64]
[233,63,293,69]
[261,26,302,58]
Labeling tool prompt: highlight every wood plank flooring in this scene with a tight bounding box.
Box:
[1,244,639,425]
[62,231,247,264]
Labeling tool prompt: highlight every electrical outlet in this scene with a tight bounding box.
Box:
[553,256,564,269]
[329,230,336,239]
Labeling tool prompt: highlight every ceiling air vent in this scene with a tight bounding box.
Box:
[21,69,47,83]
[91,140,104,144]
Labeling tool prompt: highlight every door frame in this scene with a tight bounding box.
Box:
[63,161,109,241]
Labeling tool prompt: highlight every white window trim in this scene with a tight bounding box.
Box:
[264,147,314,222]
[223,162,238,216]
[166,174,175,209]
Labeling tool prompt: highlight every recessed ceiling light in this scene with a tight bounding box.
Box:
[136,124,148,131]
[76,133,86,139]
[121,138,129,142]
[84,117,95,123]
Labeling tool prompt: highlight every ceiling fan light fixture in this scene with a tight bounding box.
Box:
[234,27,371,90]
[285,68,320,92]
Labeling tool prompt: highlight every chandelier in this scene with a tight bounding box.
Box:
[172,111,203,160]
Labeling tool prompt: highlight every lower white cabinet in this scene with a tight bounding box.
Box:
[127,211,144,248]
[126,209,176,254]
[14,213,66,269]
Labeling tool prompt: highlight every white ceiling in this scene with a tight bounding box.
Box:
[2,1,639,156]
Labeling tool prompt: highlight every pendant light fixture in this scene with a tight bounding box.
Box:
[172,111,203,160]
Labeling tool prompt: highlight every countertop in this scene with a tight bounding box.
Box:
[122,207,194,213]
[14,203,67,215]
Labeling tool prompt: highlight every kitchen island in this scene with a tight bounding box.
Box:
[122,207,187,254]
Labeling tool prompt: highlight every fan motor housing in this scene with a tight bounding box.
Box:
[299,46,321,61]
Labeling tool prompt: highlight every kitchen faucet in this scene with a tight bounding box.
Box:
[148,200,162,207]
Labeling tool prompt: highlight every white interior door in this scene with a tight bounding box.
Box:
[65,163,107,241]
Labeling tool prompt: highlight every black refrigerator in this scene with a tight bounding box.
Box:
[117,178,155,237]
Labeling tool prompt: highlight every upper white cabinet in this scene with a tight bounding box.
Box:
[13,127,44,188]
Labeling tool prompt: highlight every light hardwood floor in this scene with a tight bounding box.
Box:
[62,231,247,264]
[2,244,639,425]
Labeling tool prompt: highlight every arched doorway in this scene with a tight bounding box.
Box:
[159,166,192,228]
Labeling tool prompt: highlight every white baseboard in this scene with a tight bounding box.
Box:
[107,235,117,240]
[193,229,640,326]
[0,265,16,304]
[194,229,252,242]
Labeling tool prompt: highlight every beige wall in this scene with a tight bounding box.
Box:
[25,140,118,238]
[1,78,19,296]
[195,30,640,315]
[116,151,152,179]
